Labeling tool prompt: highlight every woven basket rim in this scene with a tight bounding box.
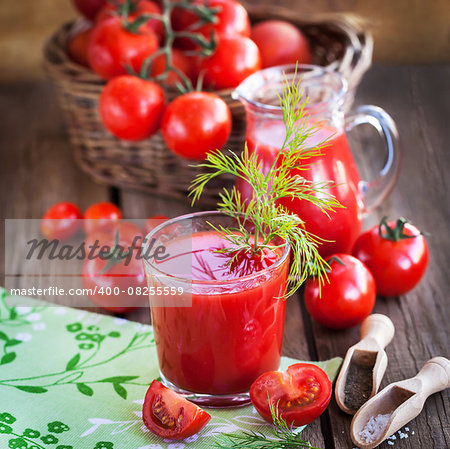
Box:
[43,8,373,91]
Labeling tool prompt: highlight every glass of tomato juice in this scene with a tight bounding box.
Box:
[143,211,290,406]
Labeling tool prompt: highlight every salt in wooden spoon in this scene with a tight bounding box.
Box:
[335,314,395,414]
[350,356,450,448]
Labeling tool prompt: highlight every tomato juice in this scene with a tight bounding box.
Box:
[237,121,363,256]
[148,230,289,395]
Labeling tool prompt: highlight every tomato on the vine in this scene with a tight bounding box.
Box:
[172,0,250,50]
[143,380,211,440]
[150,50,195,86]
[199,35,261,89]
[304,254,376,330]
[41,202,83,241]
[72,0,106,20]
[67,27,92,67]
[250,363,332,427]
[82,234,145,312]
[353,217,429,297]
[161,91,231,159]
[96,0,164,40]
[251,20,312,68]
[88,17,158,79]
[84,202,122,235]
[99,75,165,141]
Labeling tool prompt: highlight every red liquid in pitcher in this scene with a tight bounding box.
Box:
[238,123,363,256]
[150,231,288,395]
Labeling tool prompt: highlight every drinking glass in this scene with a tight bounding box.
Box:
[143,211,290,406]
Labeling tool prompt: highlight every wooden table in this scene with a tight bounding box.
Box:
[0,64,449,448]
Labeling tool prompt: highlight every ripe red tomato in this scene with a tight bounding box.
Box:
[172,0,250,50]
[67,27,92,67]
[250,363,332,427]
[304,254,376,330]
[41,202,83,241]
[82,234,145,312]
[72,0,106,20]
[251,20,312,68]
[144,215,169,236]
[96,0,163,40]
[353,218,429,297]
[199,35,261,89]
[161,92,231,159]
[150,50,195,86]
[86,221,144,250]
[99,75,165,141]
[143,380,211,440]
[84,202,122,235]
[88,17,159,79]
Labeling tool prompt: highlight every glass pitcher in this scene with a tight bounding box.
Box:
[232,64,400,256]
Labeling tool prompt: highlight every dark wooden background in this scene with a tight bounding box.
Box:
[1,63,449,448]
[1,0,450,82]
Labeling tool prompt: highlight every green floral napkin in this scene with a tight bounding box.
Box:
[0,288,341,449]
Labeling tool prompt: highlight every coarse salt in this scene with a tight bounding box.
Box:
[398,430,409,439]
[358,413,391,443]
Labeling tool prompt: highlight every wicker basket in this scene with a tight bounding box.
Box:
[43,6,373,206]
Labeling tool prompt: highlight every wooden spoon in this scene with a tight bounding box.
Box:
[335,314,395,414]
[350,356,450,448]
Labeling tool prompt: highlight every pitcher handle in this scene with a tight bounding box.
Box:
[345,105,401,215]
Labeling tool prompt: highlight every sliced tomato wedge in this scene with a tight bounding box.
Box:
[250,363,332,427]
[142,380,211,440]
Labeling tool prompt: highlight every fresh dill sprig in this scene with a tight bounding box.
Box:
[190,71,342,295]
[212,400,321,449]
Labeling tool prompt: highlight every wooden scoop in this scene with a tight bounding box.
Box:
[335,314,395,414]
[350,356,450,448]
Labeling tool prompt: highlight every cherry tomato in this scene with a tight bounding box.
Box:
[41,202,83,241]
[96,0,163,40]
[304,254,376,330]
[67,27,92,67]
[172,0,250,50]
[88,17,159,79]
[143,380,211,440]
[84,230,111,253]
[353,217,429,297]
[150,50,195,86]
[199,35,261,89]
[84,202,122,235]
[144,215,169,236]
[99,75,165,141]
[251,20,312,68]
[72,0,106,20]
[250,363,332,427]
[86,221,144,250]
[161,92,231,159]
[82,235,145,312]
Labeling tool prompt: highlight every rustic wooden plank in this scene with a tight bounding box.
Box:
[0,81,111,315]
[302,65,450,448]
